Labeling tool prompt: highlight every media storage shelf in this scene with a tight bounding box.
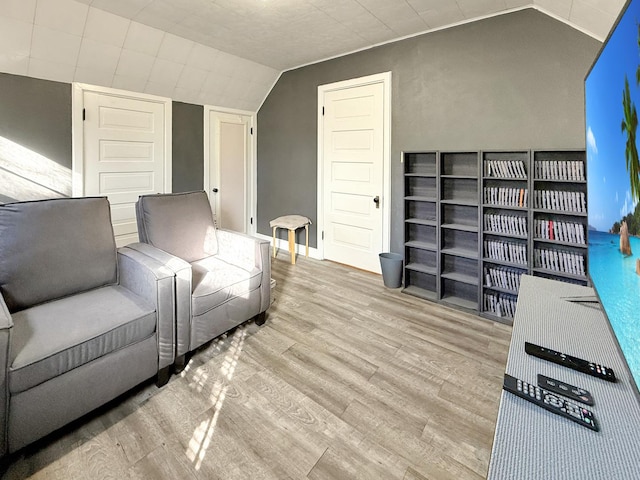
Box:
[438,152,480,311]
[533,238,587,248]
[483,257,528,269]
[403,151,439,301]
[405,240,437,251]
[405,173,436,178]
[480,150,531,324]
[483,284,519,296]
[483,204,528,211]
[402,285,437,302]
[440,293,477,311]
[440,199,478,207]
[532,267,587,282]
[533,208,587,217]
[483,231,528,240]
[440,271,477,285]
[402,149,586,320]
[405,263,437,275]
[533,178,587,184]
[441,246,478,259]
[404,195,437,202]
[405,218,437,226]
[531,150,588,286]
[441,223,478,232]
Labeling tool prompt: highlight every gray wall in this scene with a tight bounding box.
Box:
[172,101,204,193]
[0,73,204,202]
[257,9,601,252]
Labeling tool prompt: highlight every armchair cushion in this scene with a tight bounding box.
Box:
[9,285,156,394]
[136,191,218,263]
[0,197,117,313]
[191,257,262,317]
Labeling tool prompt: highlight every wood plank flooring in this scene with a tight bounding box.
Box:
[1,254,512,479]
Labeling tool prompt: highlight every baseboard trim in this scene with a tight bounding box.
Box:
[255,233,323,260]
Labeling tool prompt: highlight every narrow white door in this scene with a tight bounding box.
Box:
[206,111,250,233]
[322,82,385,273]
[82,90,167,246]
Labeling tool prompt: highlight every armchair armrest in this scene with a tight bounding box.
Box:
[0,295,12,455]
[117,246,175,370]
[0,295,12,331]
[125,242,193,358]
[216,230,271,313]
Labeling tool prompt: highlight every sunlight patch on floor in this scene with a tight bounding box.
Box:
[184,327,247,470]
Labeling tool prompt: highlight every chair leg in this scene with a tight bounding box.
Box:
[156,366,171,387]
[272,226,277,258]
[174,354,188,373]
[255,311,267,326]
[288,229,295,264]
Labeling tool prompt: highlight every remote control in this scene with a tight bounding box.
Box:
[525,342,617,383]
[537,374,594,406]
[503,374,599,431]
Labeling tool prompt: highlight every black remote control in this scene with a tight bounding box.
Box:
[537,374,594,406]
[503,374,599,431]
[525,342,617,383]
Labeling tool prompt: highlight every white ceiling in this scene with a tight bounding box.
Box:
[0,0,280,110]
[72,0,627,71]
[0,0,627,111]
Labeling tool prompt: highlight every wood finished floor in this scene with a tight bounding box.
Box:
[1,254,512,480]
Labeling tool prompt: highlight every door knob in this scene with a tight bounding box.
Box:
[212,188,219,193]
[373,196,380,208]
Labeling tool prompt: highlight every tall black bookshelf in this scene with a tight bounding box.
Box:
[531,150,588,286]
[403,152,438,302]
[439,152,480,311]
[480,151,531,322]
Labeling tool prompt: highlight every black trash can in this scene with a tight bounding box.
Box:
[379,252,403,288]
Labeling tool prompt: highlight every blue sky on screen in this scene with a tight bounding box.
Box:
[587,0,640,232]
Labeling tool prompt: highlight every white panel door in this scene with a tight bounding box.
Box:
[83,91,166,246]
[322,82,384,273]
[207,111,250,233]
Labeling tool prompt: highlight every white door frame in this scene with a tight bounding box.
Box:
[203,105,257,235]
[317,71,392,262]
[71,83,172,197]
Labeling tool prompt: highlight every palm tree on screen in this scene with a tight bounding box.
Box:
[622,76,640,200]
[637,23,640,86]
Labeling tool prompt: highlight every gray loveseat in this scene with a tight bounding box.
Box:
[133,191,270,368]
[0,197,175,456]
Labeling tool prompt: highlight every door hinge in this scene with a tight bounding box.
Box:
[250,217,253,225]
[82,108,86,121]
[322,106,325,116]
[250,127,253,135]
[322,231,324,240]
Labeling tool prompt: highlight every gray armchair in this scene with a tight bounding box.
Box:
[0,197,175,456]
[133,191,270,368]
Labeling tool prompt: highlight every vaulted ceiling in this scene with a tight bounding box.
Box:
[73,0,626,70]
[0,0,627,110]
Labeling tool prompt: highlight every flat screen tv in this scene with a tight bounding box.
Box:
[586,0,640,392]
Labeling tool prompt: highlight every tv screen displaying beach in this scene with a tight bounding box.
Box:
[587,0,640,389]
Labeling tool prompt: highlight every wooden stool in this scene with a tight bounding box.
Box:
[269,215,311,264]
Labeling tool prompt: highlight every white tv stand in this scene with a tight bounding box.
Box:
[488,275,640,479]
